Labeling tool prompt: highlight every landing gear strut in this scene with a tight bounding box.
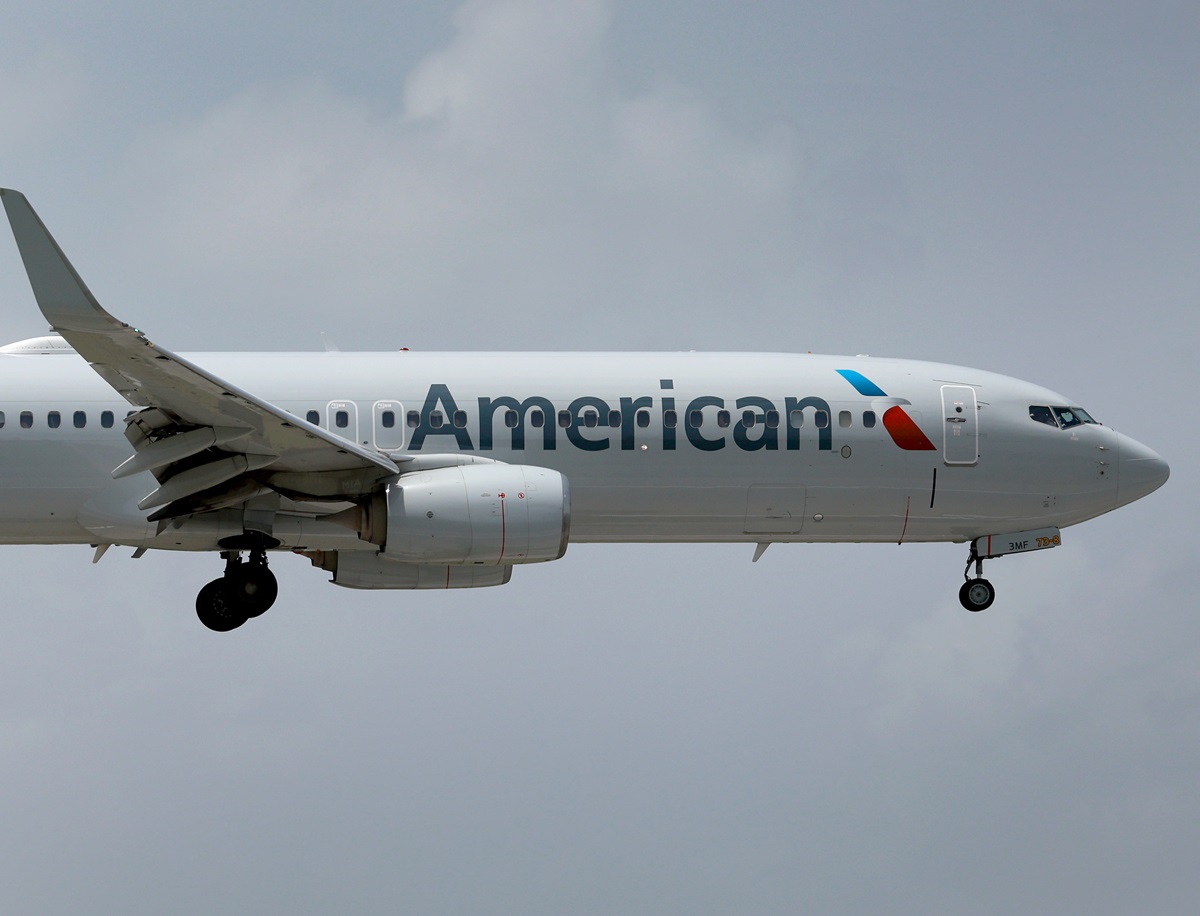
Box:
[195,549,279,631]
[956,527,1064,612]
[959,544,996,612]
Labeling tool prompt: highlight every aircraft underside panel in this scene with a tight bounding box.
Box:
[744,485,806,534]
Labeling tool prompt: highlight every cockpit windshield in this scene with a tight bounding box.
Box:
[1029,406,1100,429]
[1054,406,1098,428]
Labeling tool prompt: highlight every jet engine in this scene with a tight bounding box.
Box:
[375,463,570,565]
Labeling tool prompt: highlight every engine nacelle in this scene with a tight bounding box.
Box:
[314,550,514,590]
[380,464,570,565]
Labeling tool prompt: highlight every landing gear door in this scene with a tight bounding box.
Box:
[941,385,978,466]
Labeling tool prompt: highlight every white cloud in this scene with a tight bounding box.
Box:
[404,0,612,136]
[105,0,807,351]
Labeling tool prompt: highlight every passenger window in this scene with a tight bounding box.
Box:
[335,410,349,429]
[530,410,544,429]
[306,410,320,424]
[839,410,852,428]
[583,410,598,428]
[741,410,756,428]
[381,410,395,429]
[765,410,779,429]
[1029,406,1057,427]
[608,409,621,428]
[48,411,61,429]
[863,410,876,429]
[429,411,443,429]
[717,410,730,429]
[789,409,804,428]
[663,410,677,429]
[20,411,32,429]
[101,411,114,429]
[453,410,468,428]
[0,411,5,428]
[815,410,829,429]
[636,410,650,428]
[407,410,420,428]
[74,411,86,428]
[558,410,571,428]
[688,410,703,428]
[505,409,519,428]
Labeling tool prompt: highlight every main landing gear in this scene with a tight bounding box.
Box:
[959,542,996,612]
[196,549,278,631]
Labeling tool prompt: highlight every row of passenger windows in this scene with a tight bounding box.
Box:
[1,404,887,435]
[0,410,116,430]
[309,407,880,431]
[1029,405,1099,430]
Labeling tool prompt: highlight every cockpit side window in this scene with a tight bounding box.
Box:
[1029,406,1058,427]
[1069,406,1098,425]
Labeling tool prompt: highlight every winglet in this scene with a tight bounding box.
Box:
[0,188,121,333]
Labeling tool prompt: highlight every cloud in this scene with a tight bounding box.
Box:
[404,0,612,137]
[105,0,807,351]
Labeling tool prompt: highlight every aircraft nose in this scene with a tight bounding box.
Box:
[1116,434,1170,507]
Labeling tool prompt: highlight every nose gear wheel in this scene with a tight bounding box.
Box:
[959,542,996,612]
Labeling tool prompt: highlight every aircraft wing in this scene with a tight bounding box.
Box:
[0,189,398,520]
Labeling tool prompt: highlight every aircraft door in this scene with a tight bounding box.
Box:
[327,400,360,445]
[941,385,978,465]
[373,400,405,450]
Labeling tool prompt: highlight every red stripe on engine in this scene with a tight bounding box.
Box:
[499,495,507,562]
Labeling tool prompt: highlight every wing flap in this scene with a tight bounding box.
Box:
[138,453,280,511]
[112,426,252,479]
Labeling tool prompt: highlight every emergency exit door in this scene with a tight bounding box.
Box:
[373,400,405,450]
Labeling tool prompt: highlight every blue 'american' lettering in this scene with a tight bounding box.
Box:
[406,381,834,453]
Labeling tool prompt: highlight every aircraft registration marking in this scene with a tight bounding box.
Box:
[974,527,1062,559]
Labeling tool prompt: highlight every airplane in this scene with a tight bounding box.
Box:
[0,188,1169,631]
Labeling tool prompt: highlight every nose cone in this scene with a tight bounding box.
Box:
[1117,434,1170,507]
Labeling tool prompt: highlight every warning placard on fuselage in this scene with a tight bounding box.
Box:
[973,527,1062,559]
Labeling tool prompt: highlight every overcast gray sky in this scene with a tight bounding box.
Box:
[0,2,1196,913]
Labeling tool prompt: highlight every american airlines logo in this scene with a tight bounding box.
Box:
[405,371,934,453]
[835,370,936,451]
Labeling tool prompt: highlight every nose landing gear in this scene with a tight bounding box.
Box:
[196,549,279,631]
[959,545,996,612]
[957,526,1063,612]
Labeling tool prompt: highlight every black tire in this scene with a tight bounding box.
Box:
[225,564,279,618]
[196,579,248,631]
[959,578,996,612]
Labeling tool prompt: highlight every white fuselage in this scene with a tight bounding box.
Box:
[0,347,1163,552]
